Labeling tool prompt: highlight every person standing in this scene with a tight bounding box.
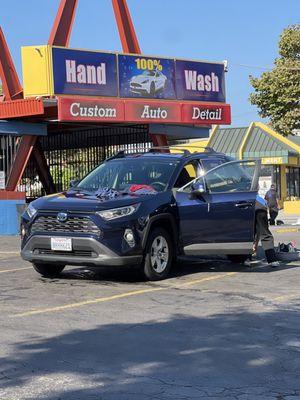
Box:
[265,184,280,225]
[245,195,280,267]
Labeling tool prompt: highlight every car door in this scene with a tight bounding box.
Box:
[176,160,261,255]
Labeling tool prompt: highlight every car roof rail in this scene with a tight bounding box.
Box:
[148,146,190,156]
[174,145,217,153]
[107,146,217,160]
[148,145,217,156]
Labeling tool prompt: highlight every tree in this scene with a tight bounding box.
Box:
[249,25,300,136]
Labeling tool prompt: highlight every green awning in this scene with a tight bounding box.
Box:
[209,127,247,158]
[208,123,299,162]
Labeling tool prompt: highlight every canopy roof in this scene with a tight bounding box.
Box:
[208,122,300,162]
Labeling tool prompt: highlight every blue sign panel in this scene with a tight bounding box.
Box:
[175,60,226,102]
[118,54,176,99]
[52,48,118,97]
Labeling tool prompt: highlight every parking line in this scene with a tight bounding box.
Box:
[13,272,236,317]
[0,251,20,254]
[177,272,236,287]
[0,267,32,274]
[14,287,164,317]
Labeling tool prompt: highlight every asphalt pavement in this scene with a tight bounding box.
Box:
[0,227,299,400]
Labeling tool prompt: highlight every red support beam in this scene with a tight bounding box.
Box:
[48,0,78,46]
[112,0,168,147]
[150,133,169,148]
[111,0,141,54]
[6,135,37,191]
[0,27,23,100]
[32,140,56,194]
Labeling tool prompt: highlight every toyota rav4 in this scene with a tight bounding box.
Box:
[21,148,260,281]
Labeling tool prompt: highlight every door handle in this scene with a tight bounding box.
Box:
[235,201,253,209]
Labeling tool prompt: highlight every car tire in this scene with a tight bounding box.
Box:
[142,227,173,281]
[150,82,155,96]
[33,263,65,277]
[227,254,250,264]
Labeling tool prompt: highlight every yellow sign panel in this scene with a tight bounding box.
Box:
[261,157,284,165]
[288,156,299,166]
[21,45,54,97]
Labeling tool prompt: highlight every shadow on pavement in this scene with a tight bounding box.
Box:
[44,255,299,285]
[1,310,299,399]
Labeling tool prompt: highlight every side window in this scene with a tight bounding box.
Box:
[205,162,254,193]
[174,161,199,188]
[201,158,224,173]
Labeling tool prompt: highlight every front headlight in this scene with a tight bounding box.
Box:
[96,204,140,221]
[26,204,37,219]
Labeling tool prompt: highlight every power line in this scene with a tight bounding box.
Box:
[232,111,259,118]
[231,63,272,70]
[230,62,300,71]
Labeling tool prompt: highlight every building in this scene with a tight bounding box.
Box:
[186,122,300,213]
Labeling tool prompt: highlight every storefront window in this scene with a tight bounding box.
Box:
[286,167,300,198]
[258,165,281,198]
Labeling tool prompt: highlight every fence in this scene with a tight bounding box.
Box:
[21,124,151,200]
[0,135,19,188]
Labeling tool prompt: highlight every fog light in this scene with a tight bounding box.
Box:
[124,229,135,247]
[20,225,26,238]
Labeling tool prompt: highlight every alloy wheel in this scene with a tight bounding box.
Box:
[150,235,169,273]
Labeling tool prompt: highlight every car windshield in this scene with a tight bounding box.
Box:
[142,70,155,76]
[75,157,179,193]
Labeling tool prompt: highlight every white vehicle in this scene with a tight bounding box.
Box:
[130,70,167,96]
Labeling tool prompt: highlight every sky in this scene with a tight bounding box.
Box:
[0,0,299,127]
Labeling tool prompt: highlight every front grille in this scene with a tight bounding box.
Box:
[34,249,97,258]
[130,83,142,88]
[31,215,100,235]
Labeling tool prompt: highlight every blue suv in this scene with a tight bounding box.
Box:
[21,148,260,280]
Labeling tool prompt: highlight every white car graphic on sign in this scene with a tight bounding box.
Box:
[130,70,167,96]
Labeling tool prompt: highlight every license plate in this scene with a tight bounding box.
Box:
[51,237,72,252]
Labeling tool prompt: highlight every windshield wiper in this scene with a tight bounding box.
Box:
[69,187,96,196]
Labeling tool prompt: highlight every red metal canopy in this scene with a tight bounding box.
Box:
[0,0,172,191]
[0,0,228,192]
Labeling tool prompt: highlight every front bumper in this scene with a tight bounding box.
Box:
[130,86,149,95]
[21,235,143,267]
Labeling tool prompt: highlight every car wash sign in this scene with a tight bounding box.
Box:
[176,60,225,102]
[52,47,118,97]
[118,54,176,100]
[58,97,231,124]
[21,46,226,103]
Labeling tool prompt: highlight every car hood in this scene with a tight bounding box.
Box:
[131,75,151,84]
[31,190,164,212]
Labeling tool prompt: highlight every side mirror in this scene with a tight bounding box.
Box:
[70,179,79,188]
[189,180,206,200]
